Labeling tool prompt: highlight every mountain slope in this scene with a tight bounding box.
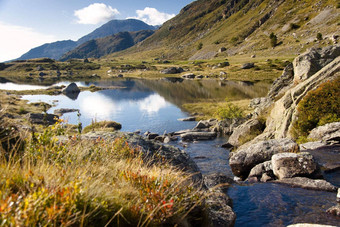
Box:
[60,30,154,61]
[17,19,157,61]
[76,19,156,45]
[17,40,77,61]
[112,0,339,60]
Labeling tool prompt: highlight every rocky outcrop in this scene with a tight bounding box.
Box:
[227,119,265,147]
[293,45,340,83]
[271,152,321,179]
[229,138,299,179]
[267,63,294,99]
[276,177,337,192]
[308,122,340,144]
[264,53,340,139]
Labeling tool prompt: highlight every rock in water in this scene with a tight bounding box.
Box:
[62,82,80,94]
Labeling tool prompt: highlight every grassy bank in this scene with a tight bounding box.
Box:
[0,119,204,226]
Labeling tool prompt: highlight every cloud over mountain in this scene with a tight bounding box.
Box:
[131,7,175,26]
[74,3,120,25]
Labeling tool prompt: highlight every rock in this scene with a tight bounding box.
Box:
[26,113,59,125]
[241,63,255,69]
[196,75,204,79]
[299,141,327,150]
[182,73,195,79]
[203,173,236,227]
[219,71,227,76]
[117,74,124,78]
[178,117,196,121]
[219,47,226,52]
[217,62,230,67]
[248,161,274,181]
[229,138,299,179]
[147,133,159,140]
[264,50,340,139]
[293,45,340,82]
[194,120,210,129]
[267,63,294,99]
[163,136,171,144]
[181,132,217,141]
[39,72,46,77]
[326,205,340,217]
[276,177,337,192]
[251,55,256,58]
[308,122,340,144]
[54,108,79,116]
[227,119,265,147]
[62,82,80,94]
[272,152,322,179]
[160,67,184,74]
[288,224,338,227]
[36,65,44,71]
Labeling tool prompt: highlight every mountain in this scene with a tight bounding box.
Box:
[17,40,77,61]
[60,30,154,61]
[112,0,339,60]
[76,19,156,45]
[17,19,157,60]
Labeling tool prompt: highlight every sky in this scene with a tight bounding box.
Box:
[0,0,194,62]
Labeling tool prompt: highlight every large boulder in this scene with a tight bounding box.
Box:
[248,161,275,182]
[308,122,340,143]
[227,119,265,147]
[271,152,321,179]
[293,45,340,83]
[160,67,184,74]
[181,132,217,141]
[241,63,255,69]
[229,138,299,179]
[62,82,80,94]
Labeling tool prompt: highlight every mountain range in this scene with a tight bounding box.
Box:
[17,19,157,61]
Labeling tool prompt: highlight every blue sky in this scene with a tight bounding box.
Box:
[0,0,193,62]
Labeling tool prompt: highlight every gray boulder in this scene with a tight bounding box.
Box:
[194,120,211,129]
[181,132,217,141]
[241,63,255,69]
[62,82,80,94]
[276,177,337,192]
[293,45,340,82]
[267,63,294,99]
[248,161,274,182]
[308,122,340,143]
[227,119,265,147]
[272,152,321,179]
[160,67,184,74]
[229,138,299,179]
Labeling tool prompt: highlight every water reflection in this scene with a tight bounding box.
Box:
[0,82,47,90]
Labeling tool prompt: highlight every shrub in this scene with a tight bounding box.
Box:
[293,77,340,137]
[215,100,245,120]
[197,42,203,50]
[290,23,300,30]
[82,120,122,133]
[269,32,278,47]
[316,33,323,40]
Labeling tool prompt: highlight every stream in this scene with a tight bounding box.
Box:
[2,78,339,226]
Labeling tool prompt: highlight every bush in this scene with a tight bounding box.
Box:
[316,33,323,40]
[269,32,277,47]
[290,23,300,30]
[197,42,203,50]
[215,101,245,120]
[293,77,340,137]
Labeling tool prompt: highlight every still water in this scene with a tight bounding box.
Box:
[5,78,340,226]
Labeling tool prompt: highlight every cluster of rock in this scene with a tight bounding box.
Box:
[160,67,184,74]
[227,45,340,194]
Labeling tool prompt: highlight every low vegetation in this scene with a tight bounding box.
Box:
[293,77,340,139]
[82,120,122,133]
[0,120,204,226]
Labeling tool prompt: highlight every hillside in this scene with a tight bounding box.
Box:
[110,0,339,60]
[60,30,154,61]
[17,19,157,61]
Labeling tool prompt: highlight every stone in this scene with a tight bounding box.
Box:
[182,73,196,79]
[229,138,299,179]
[337,188,340,203]
[54,108,79,116]
[326,205,340,217]
[196,75,204,79]
[276,177,337,192]
[218,62,230,67]
[241,63,255,69]
[194,120,210,129]
[203,173,234,192]
[160,67,184,74]
[308,122,340,144]
[26,113,59,125]
[181,132,217,141]
[251,55,256,58]
[288,224,338,227]
[117,74,124,78]
[299,141,328,150]
[248,161,274,181]
[178,117,196,121]
[272,152,322,179]
[147,133,159,140]
[219,47,227,52]
[227,119,265,147]
[62,82,80,94]
[267,63,294,99]
[293,45,340,82]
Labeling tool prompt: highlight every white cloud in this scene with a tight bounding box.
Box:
[138,94,169,114]
[74,3,120,25]
[132,7,175,26]
[0,21,57,62]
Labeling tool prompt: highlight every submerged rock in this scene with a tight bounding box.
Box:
[276,177,337,192]
[181,132,217,141]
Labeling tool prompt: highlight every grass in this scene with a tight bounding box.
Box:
[82,120,122,133]
[0,120,204,226]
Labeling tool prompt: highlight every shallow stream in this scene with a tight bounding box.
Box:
[2,78,339,226]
